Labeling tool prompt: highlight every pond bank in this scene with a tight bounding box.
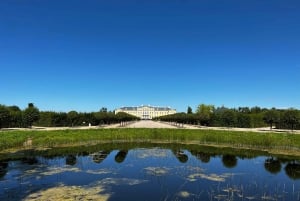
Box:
[1,128,300,157]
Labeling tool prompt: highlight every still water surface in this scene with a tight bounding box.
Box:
[1,145,300,200]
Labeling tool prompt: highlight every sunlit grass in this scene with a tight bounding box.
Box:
[1,128,300,153]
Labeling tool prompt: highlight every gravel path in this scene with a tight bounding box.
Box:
[3,121,299,134]
[125,120,178,128]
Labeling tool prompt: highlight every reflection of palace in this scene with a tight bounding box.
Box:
[115,105,176,120]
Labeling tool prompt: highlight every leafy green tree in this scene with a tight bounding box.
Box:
[221,109,236,127]
[250,113,266,128]
[67,111,78,127]
[8,106,23,128]
[238,107,250,113]
[196,104,214,126]
[187,106,193,114]
[37,111,55,127]
[94,111,108,125]
[282,109,299,131]
[51,112,68,127]
[100,107,108,113]
[250,106,262,114]
[236,113,251,128]
[24,103,40,128]
[0,105,10,129]
[263,109,280,130]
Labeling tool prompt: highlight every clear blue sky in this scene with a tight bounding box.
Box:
[1,0,299,112]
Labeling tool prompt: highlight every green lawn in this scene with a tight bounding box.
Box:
[1,128,299,155]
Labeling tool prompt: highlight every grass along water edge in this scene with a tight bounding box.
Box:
[0,128,300,156]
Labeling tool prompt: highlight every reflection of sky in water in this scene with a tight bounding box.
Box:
[0,147,300,201]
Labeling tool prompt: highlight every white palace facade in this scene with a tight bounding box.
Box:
[115,105,176,120]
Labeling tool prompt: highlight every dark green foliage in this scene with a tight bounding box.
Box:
[196,104,215,126]
[67,111,78,127]
[155,104,299,130]
[282,109,300,131]
[100,107,108,113]
[236,113,251,128]
[187,106,193,114]
[23,103,40,128]
[249,113,266,128]
[35,110,138,127]
[0,105,10,129]
[220,109,236,127]
[263,109,280,129]
[8,106,23,128]
[0,102,299,130]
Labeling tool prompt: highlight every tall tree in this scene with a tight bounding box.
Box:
[250,106,262,114]
[221,109,236,127]
[8,106,22,128]
[67,111,78,127]
[187,106,193,114]
[282,109,299,131]
[263,109,280,130]
[0,105,10,129]
[100,107,108,113]
[196,104,214,126]
[24,103,40,128]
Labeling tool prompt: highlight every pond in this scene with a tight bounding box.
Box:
[0,143,300,201]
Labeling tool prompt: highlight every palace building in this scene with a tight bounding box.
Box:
[115,105,176,120]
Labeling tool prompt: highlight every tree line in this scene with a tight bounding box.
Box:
[154,104,300,130]
[0,103,139,129]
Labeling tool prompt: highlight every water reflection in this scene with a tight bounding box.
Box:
[264,157,281,174]
[172,150,188,163]
[0,161,8,178]
[92,151,110,163]
[21,156,38,165]
[66,155,77,166]
[190,150,211,163]
[115,150,128,163]
[221,155,237,168]
[1,144,300,201]
[285,162,300,180]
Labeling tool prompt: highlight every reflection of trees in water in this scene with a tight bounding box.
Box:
[115,150,128,163]
[22,157,38,165]
[222,155,237,168]
[172,150,188,163]
[66,155,77,166]
[92,151,111,164]
[264,158,281,174]
[0,161,8,178]
[190,150,211,163]
[285,162,300,180]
